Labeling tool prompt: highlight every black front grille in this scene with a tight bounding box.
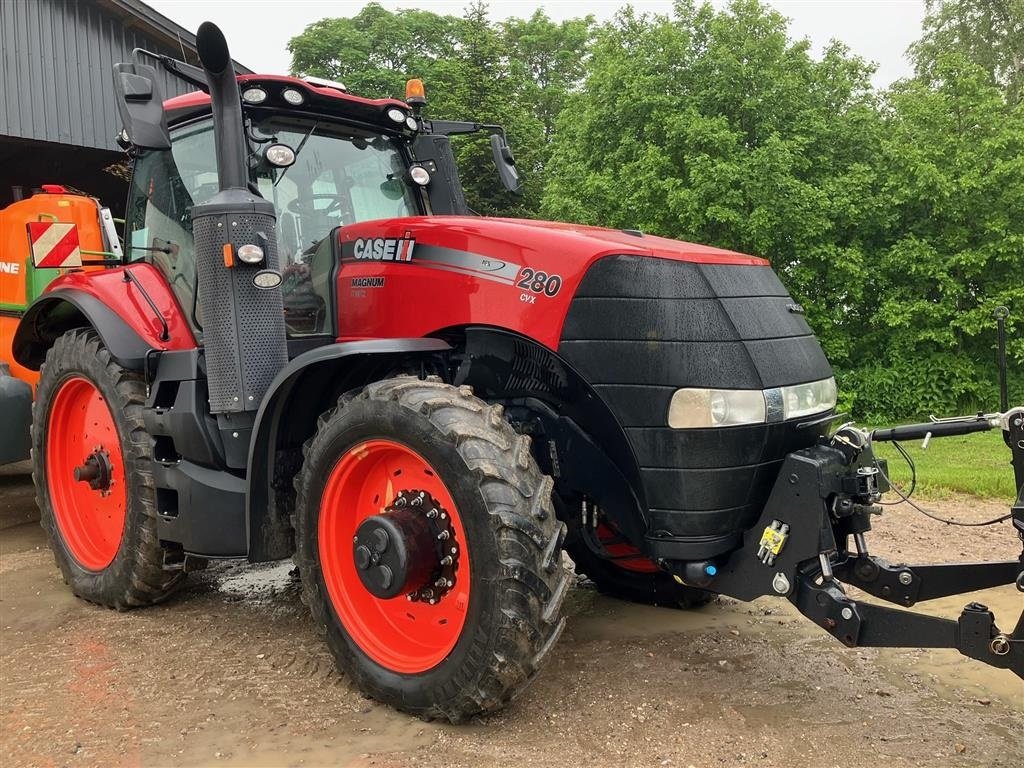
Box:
[559,255,833,557]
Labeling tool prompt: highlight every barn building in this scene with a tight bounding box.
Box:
[0,0,249,215]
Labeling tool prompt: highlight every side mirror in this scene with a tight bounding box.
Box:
[490,133,521,194]
[112,63,171,150]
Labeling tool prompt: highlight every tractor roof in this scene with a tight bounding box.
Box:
[163,74,411,129]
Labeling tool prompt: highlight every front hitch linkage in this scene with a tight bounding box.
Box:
[694,409,1024,678]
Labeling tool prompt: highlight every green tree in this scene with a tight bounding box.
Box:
[287,2,591,217]
[543,0,884,368]
[851,53,1024,418]
[911,0,1024,104]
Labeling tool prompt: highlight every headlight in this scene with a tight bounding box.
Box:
[668,388,766,428]
[668,377,836,429]
[779,377,837,420]
[386,107,407,124]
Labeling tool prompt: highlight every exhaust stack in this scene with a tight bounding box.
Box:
[191,21,288,468]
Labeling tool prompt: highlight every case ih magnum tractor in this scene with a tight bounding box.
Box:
[2,23,1021,720]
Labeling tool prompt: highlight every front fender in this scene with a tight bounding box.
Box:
[246,337,452,562]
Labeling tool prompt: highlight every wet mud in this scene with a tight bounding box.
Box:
[1,464,1021,767]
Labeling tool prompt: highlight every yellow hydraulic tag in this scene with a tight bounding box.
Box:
[757,520,790,565]
[759,526,786,555]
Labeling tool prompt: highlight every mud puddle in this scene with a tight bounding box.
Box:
[2,474,1022,767]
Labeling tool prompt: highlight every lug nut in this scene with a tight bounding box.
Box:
[898,572,913,586]
[354,545,371,570]
[426,509,438,518]
[440,556,453,566]
[437,530,449,541]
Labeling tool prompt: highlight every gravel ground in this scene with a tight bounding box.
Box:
[1,460,1021,768]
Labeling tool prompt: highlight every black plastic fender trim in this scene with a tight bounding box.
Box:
[13,289,154,371]
[245,338,452,562]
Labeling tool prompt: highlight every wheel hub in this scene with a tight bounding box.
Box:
[351,490,460,602]
[74,448,113,494]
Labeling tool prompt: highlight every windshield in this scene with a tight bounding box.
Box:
[126,116,420,336]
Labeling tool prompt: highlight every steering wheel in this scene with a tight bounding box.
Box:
[288,195,342,216]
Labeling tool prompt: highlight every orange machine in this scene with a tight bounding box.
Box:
[1,188,109,387]
[1,188,111,463]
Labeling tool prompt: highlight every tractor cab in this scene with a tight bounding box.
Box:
[122,68,517,341]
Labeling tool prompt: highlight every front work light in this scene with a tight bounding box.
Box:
[237,244,265,264]
[408,165,431,186]
[668,377,836,429]
[386,107,407,124]
[242,87,268,104]
[282,88,305,106]
[264,144,296,168]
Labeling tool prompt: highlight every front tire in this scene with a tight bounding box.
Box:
[293,377,569,722]
[33,329,184,609]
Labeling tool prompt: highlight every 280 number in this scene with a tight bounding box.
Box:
[516,268,562,297]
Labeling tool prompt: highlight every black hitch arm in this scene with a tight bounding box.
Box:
[833,556,1023,606]
[792,567,1024,676]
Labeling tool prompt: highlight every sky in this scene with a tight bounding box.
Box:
[149,0,927,89]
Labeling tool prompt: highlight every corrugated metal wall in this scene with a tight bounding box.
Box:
[0,0,200,152]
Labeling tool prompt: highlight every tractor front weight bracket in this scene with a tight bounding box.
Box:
[673,422,1024,679]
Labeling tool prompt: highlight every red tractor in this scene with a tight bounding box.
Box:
[4,23,1021,721]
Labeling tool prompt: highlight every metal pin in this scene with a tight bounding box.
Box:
[819,553,834,581]
[854,533,868,555]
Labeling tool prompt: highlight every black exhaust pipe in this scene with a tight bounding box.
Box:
[196,22,249,191]
[191,21,288,468]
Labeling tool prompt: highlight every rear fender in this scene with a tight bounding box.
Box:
[13,264,195,371]
[246,338,452,562]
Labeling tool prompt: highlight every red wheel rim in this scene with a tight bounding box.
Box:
[596,523,660,574]
[319,439,471,674]
[46,376,127,571]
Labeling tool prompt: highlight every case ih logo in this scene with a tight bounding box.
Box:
[352,237,415,262]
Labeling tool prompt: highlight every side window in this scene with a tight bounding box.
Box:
[126,121,216,331]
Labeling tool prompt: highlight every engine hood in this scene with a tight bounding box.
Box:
[331,215,768,349]
[349,216,767,268]
[483,218,767,265]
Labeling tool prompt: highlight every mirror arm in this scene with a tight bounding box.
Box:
[132,47,210,92]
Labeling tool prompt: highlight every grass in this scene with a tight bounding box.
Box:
[871,428,1017,500]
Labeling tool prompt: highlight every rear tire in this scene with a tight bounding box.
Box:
[293,376,569,722]
[565,518,711,609]
[32,329,183,609]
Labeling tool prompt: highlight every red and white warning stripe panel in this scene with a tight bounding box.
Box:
[27,221,82,268]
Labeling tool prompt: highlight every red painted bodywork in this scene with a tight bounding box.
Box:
[335,216,765,349]
[159,74,765,354]
[44,263,195,352]
[163,75,408,115]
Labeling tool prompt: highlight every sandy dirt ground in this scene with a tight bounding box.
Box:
[1,459,1021,768]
